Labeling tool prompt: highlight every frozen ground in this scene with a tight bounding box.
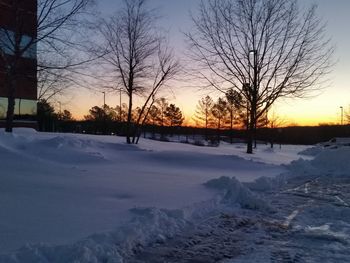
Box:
[1,129,348,262]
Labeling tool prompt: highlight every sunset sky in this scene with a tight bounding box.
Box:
[68,0,350,126]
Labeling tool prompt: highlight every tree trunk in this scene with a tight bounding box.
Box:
[205,113,208,141]
[254,123,257,149]
[126,92,133,144]
[246,123,254,154]
[134,97,156,144]
[5,75,16,133]
[230,109,233,144]
[5,97,15,133]
[217,118,221,142]
[132,124,138,143]
[246,103,256,154]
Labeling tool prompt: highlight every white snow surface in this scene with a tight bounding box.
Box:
[288,145,350,177]
[0,129,312,262]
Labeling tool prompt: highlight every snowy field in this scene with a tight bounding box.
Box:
[0,129,349,262]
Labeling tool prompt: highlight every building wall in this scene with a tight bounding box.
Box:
[0,0,37,36]
[0,0,37,124]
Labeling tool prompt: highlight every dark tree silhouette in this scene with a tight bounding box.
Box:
[165,104,184,127]
[147,105,161,126]
[193,95,214,129]
[97,0,178,144]
[157,98,169,127]
[57,110,74,121]
[211,97,228,131]
[187,0,334,153]
[37,99,57,131]
[84,105,117,122]
[115,103,128,122]
[226,88,243,143]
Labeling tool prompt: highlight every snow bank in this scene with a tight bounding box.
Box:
[298,145,323,156]
[1,129,302,260]
[0,207,187,263]
[0,132,109,164]
[288,146,350,177]
[244,175,286,192]
[310,147,350,174]
[1,179,269,263]
[204,176,270,210]
[0,175,275,262]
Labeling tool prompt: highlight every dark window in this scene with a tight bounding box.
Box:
[0,97,37,120]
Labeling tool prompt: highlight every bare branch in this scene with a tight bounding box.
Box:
[187,0,334,153]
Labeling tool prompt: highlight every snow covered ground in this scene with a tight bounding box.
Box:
[1,128,348,262]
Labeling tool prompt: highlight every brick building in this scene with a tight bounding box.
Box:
[0,0,37,127]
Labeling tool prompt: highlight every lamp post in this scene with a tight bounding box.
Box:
[102,91,106,134]
[102,91,106,107]
[340,106,343,125]
[57,101,62,122]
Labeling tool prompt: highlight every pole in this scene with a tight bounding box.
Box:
[119,88,122,122]
[18,98,21,117]
[58,101,61,124]
[102,91,106,134]
[340,106,343,125]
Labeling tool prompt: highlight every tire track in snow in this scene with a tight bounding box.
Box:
[128,176,350,263]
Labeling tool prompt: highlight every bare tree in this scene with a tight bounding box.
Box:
[115,103,128,122]
[37,66,71,101]
[97,0,178,144]
[266,111,287,148]
[226,88,243,143]
[132,47,179,143]
[211,97,228,131]
[193,95,214,129]
[187,0,333,153]
[156,98,169,127]
[0,0,93,132]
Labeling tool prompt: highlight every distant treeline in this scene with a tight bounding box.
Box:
[41,119,350,146]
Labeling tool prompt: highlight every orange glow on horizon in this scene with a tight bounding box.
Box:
[71,109,340,128]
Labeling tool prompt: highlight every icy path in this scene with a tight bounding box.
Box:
[128,176,350,263]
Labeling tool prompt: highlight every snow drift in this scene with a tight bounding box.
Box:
[0,207,187,263]
[204,176,270,210]
[289,146,350,177]
[0,129,311,262]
